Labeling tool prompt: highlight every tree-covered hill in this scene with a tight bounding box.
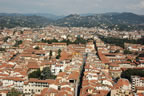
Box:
[0,12,144,31]
[54,12,144,31]
[0,15,53,28]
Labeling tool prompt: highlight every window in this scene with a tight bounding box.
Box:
[69,80,75,83]
[58,86,61,90]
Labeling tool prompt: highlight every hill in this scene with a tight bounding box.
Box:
[54,12,144,31]
[0,13,63,20]
[0,12,144,31]
[0,15,53,28]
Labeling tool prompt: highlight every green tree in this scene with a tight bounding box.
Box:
[34,46,40,50]
[49,50,52,60]
[20,30,23,34]
[59,69,62,72]
[56,49,61,59]
[124,50,133,54]
[59,39,73,45]
[98,35,140,48]
[28,69,41,78]
[0,48,5,51]
[14,40,23,47]
[7,88,22,96]
[137,38,144,45]
[114,49,120,53]
[138,53,144,57]
[127,59,132,62]
[41,67,56,80]
[51,38,58,43]
[3,36,11,42]
[121,69,144,82]
[74,37,87,44]
[28,68,56,80]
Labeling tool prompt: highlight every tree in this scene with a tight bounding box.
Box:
[51,38,58,43]
[58,49,61,55]
[49,50,52,60]
[98,35,140,48]
[59,69,62,72]
[114,49,120,53]
[3,36,11,42]
[28,68,56,80]
[124,50,133,54]
[134,51,139,55]
[41,38,59,44]
[28,69,41,78]
[127,59,132,62]
[138,53,144,57]
[20,30,23,34]
[56,49,61,59]
[0,48,5,51]
[34,46,40,50]
[121,69,144,82]
[137,37,144,45]
[41,67,56,80]
[7,88,22,96]
[14,40,23,47]
[74,37,87,44]
[60,39,72,45]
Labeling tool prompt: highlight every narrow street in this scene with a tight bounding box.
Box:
[76,53,88,96]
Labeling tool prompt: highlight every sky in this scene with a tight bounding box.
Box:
[0,0,144,15]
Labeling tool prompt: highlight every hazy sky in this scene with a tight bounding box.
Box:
[0,0,144,15]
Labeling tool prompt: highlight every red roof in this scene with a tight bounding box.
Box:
[113,78,130,89]
[29,78,55,83]
[27,61,39,69]
[68,71,79,80]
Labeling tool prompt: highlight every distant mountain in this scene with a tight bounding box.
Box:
[80,12,120,16]
[54,12,144,30]
[80,13,96,16]
[100,12,120,16]
[23,13,64,20]
[0,13,63,20]
[34,13,64,20]
[0,15,53,28]
[0,12,144,30]
[0,13,23,16]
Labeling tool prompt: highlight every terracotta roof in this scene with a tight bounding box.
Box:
[135,86,144,90]
[29,78,55,84]
[68,71,79,80]
[57,72,67,78]
[27,61,39,69]
[113,78,130,89]
[0,90,9,93]
[52,43,67,45]
[40,88,58,96]
[1,77,24,81]
[109,63,119,67]
[97,50,109,64]
[137,93,144,96]
[60,50,72,60]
